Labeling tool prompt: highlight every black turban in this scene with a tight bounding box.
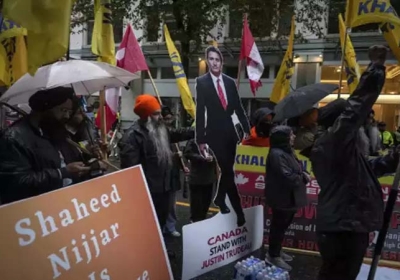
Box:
[161,105,173,117]
[29,87,74,112]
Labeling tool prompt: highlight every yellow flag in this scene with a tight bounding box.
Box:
[91,0,116,65]
[210,40,218,47]
[339,14,361,94]
[2,0,75,75]
[381,22,400,64]
[0,36,28,86]
[163,24,196,119]
[0,14,27,41]
[270,16,295,104]
[0,44,8,86]
[345,0,400,28]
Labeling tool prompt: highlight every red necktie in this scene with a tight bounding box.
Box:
[217,79,227,110]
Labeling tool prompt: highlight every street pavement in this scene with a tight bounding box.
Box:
[166,193,322,280]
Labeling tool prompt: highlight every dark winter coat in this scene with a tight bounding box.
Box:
[118,121,194,193]
[0,117,64,204]
[265,126,308,211]
[184,139,217,185]
[170,144,183,191]
[310,63,398,233]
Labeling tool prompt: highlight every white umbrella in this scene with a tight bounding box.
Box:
[0,60,140,105]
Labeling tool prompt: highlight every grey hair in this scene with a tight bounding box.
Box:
[146,117,173,167]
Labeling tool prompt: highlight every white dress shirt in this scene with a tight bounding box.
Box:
[210,72,228,106]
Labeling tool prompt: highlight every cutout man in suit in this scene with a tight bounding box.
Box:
[195,46,250,226]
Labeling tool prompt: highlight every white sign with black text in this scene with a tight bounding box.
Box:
[181,205,264,280]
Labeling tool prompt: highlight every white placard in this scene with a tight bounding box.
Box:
[181,205,264,280]
[357,264,400,280]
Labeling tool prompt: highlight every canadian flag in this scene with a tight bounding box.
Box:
[95,24,147,132]
[239,15,264,95]
[95,88,120,132]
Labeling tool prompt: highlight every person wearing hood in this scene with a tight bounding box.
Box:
[309,46,399,280]
[264,125,310,271]
[242,107,274,147]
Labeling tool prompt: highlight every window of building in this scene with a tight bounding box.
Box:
[327,0,345,34]
[143,67,158,79]
[187,66,199,79]
[277,4,294,36]
[245,66,270,79]
[161,67,176,79]
[224,66,239,78]
[229,9,243,39]
[86,19,123,45]
[162,5,179,42]
[145,11,160,42]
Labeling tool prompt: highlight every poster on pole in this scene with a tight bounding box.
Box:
[235,145,400,264]
[0,166,173,280]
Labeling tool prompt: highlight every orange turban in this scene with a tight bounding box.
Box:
[134,94,161,119]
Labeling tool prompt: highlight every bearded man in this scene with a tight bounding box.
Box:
[0,87,91,205]
[119,94,194,231]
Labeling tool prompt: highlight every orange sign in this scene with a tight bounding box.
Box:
[0,166,173,280]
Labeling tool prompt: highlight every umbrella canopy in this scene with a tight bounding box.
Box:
[0,60,140,105]
[273,83,338,122]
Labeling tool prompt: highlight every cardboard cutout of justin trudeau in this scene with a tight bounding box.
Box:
[194,46,250,227]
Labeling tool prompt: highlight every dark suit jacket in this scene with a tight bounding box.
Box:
[195,72,250,145]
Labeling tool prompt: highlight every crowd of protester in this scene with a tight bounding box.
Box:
[0,45,398,280]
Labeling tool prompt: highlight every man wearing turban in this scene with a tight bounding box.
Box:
[119,94,194,256]
[0,87,91,205]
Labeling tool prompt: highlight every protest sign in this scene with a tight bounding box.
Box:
[0,166,173,280]
[235,145,400,263]
[181,205,264,280]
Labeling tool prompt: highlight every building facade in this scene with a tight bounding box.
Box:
[69,1,400,130]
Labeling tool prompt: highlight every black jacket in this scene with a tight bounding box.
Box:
[195,72,250,145]
[118,121,194,193]
[0,117,64,204]
[170,144,183,191]
[265,126,308,211]
[184,140,217,185]
[310,63,398,233]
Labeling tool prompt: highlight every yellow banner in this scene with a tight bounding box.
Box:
[163,24,196,119]
[0,36,28,86]
[3,0,75,74]
[339,14,361,94]
[234,145,393,185]
[345,0,400,28]
[92,0,116,65]
[270,16,295,104]
[381,22,400,64]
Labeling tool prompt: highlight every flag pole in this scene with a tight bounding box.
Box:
[99,89,108,159]
[236,13,247,88]
[146,70,187,169]
[367,160,400,280]
[147,70,162,104]
[338,27,349,99]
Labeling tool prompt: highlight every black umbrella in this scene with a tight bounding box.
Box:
[273,83,338,122]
